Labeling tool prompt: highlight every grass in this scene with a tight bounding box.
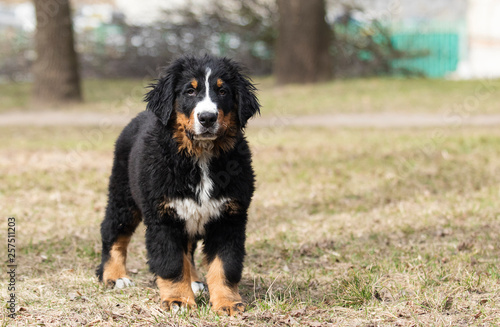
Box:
[2,77,500,115]
[1,124,500,326]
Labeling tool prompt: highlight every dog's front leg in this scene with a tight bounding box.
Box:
[145,217,196,311]
[203,210,247,315]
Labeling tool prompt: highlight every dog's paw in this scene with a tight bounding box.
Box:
[211,300,245,315]
[106,277,134,289]
[115,277,134,289]
[191,281,206,294]
[161,297,196,312]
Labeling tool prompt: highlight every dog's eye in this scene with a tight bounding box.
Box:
[186,88,196,96]
[219,89,227,96]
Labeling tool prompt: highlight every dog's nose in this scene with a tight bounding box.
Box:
[198,111,218,128]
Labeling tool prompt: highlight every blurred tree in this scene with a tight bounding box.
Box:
[32,0,82,104]
[275,0,332,84]
[159,0,277,76]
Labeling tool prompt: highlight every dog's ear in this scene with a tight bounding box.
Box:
[237,72,260,128]
[145,58,184,125]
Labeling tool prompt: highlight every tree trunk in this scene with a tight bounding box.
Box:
[32,0,82,104]
[274,0,333,84]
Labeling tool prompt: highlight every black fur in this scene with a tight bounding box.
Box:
[96,55,260,291]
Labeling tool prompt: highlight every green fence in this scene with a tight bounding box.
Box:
[390,22,466,78]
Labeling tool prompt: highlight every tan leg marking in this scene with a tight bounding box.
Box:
[206,256,245,315]
[224,200,240,215]
[157,255,196,310]
[102,235,131,286]
[187,240,202,283]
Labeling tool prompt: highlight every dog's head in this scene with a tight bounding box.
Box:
[145,55,260,156]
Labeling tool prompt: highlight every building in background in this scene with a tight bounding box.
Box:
[457,0,500,78]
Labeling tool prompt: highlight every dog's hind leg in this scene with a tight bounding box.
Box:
[188,239,206,294]
[96,164,141,288]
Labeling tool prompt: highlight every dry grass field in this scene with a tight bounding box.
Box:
[1,76,500,326]
[1,121,500,326]
[2,77,500,116]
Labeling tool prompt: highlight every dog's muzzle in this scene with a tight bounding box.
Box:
[198,111,218,128]
[194,111,219,140]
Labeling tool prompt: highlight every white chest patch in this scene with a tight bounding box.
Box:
[168,158,228,236]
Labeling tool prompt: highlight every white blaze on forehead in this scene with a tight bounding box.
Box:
[194,68,217,115]
[193,67,219,136]
[204,68,211,100]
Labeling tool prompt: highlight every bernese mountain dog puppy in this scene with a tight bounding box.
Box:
[96,55,260,315]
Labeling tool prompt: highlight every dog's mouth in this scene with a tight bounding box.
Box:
[193,132,217,141]
[186,129,218,141]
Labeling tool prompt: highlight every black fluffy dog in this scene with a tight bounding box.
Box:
[96,55,260,315]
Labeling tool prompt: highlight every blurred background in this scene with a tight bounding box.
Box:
[1,0,500,107]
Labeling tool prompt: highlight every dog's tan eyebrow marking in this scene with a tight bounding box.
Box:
[191,79,198,89]
[217,78,223,87]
